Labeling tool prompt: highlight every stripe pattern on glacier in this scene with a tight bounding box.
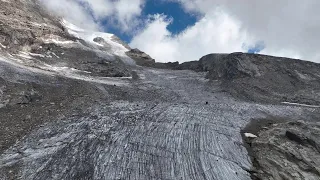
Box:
[0,68,308,180]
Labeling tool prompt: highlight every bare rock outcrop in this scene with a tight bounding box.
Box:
[0,0,69,51]
[215,53,320,105]
[243,120,320,180]
[126,48,156,67]
[160,52,320,105]
[0,0,133,78]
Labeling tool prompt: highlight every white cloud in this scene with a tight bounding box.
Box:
[113,0,145,32]
[41,0,145,33]
[154,0,320,62]
[42,0,320,63]
[42,0,99,30]
[130,11,254,62]
[130,14,178,62]
[79,0,113,20]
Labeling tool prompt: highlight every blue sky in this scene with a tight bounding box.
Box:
[247,42,265,54]
[102,0,199,43]
[45,0,320,62]
[101,0,263,54]
[142,1,199,36]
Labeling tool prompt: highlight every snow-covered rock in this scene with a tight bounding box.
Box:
[61,19,134,65]
[0,0,136,80]
[244,133,258,138]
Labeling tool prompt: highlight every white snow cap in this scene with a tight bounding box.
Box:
[61,19,134,65]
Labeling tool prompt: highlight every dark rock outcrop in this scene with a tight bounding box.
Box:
[78,60,131,77]
[125,49,228,71]
[243,120,320,180]
[155,52,320,105]
[175,60,201,71]
[205,52,261,80]
[126,48,156,67]
[0,0,133,78]
[214,53,320,105]
[0,0,71,52]
[142,53,228,71]
[155,61,180,69]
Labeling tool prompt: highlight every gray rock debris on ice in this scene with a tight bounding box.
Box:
[0,0,320,180]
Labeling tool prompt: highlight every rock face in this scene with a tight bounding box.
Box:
[243,120,320,180]
[156,52,320,105]
[205,52,261,80]
[0,0,67,51]
[145,53,228,71]
[210,53,320,105]
[126,48,156,67]
[0,0,134,78]
[0,0,135,161]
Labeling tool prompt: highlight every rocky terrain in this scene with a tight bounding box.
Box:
[0,0,134,78]
[243,120,320,180]
[126,48,155,67]
[0,0,320,180]
[153,52,320,105]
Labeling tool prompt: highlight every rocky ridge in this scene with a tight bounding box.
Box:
[0,0,137,158]
[0,0,135,78]
[133,51,320,180]
[126,48,155,67]
[243,119,320,180]
[152,52,320,105]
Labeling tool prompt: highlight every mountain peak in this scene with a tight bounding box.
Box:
[0,0,140,81]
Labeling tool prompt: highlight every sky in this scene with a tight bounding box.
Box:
[41,0,320,63]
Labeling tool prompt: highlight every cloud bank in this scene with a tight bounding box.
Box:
[130,11,253,62]
[41,0,145,32]
[42,0,320,63]
[131,0,320,62]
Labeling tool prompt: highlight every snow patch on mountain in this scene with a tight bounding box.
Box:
[0,54,131,86]
[61,19,134,65]
[42,38,75,45]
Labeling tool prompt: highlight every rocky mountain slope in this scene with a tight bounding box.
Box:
[0,0,137,166]
[0,0,320,180]
[243,120,320,180]
[152,52,320,106]
[0,0,135,78]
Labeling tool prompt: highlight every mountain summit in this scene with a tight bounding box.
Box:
[0,1,320,180]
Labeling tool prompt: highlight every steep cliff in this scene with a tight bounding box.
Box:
[0,0,134,78]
